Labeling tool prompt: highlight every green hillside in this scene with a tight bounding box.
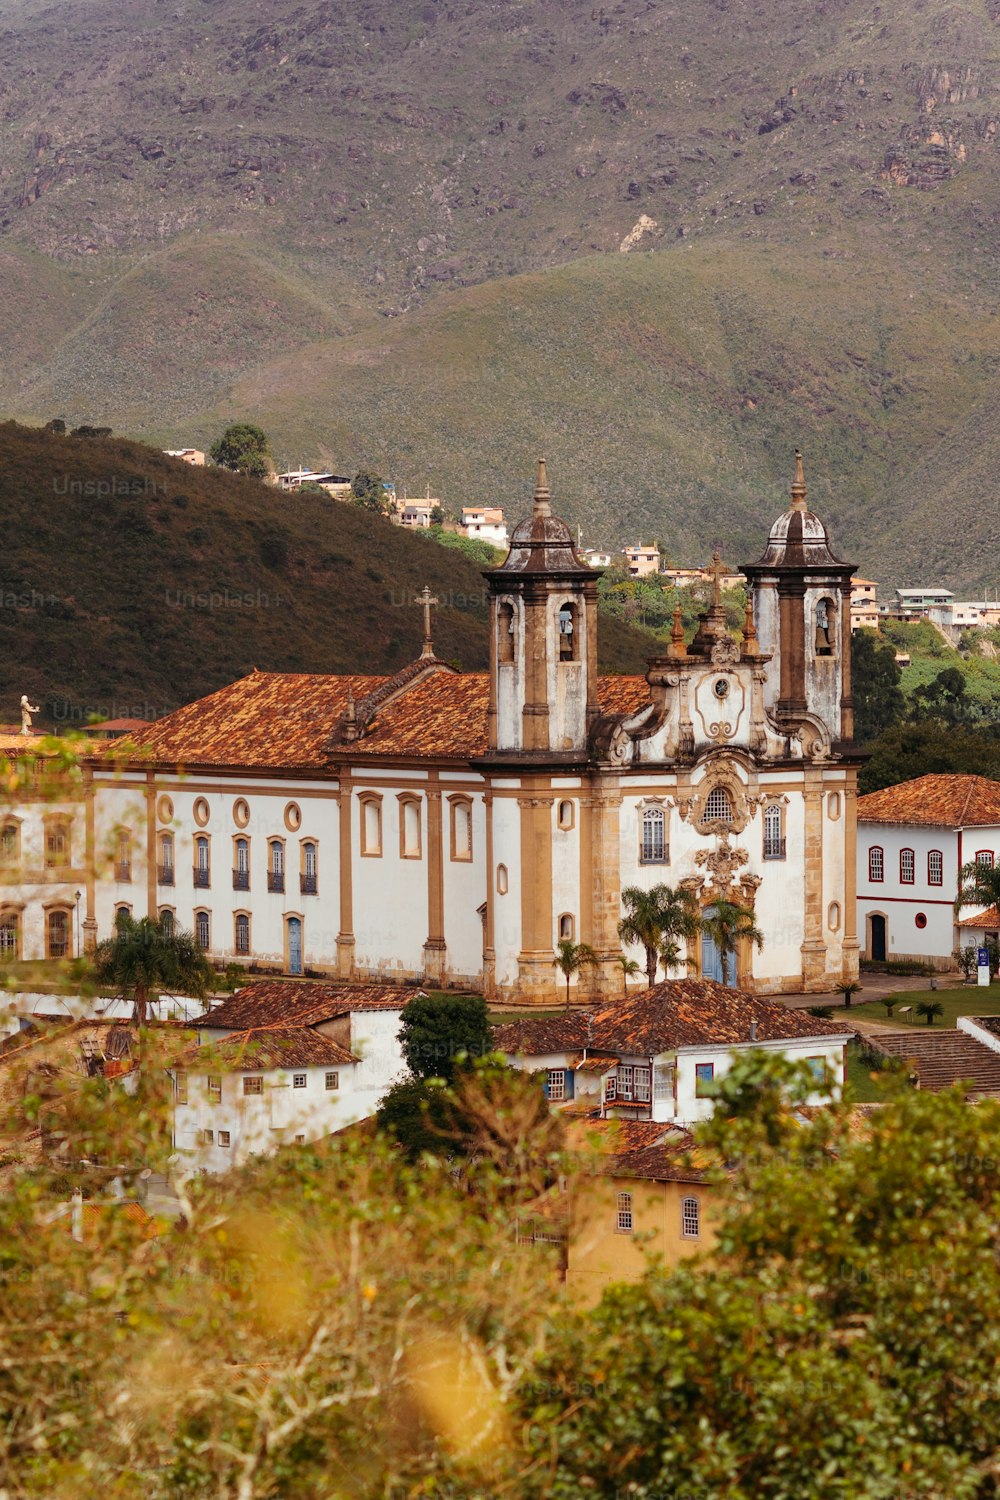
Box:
[0,422,659,727]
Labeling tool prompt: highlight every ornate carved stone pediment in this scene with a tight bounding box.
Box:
[694,838,750,889]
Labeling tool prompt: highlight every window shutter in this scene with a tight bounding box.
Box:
[542,1073,551,1100]
[564,1069,575,1100]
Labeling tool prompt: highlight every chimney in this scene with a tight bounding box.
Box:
[71,1188,84,1243]
[750,1020,758,1042]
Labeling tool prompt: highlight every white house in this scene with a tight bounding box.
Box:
[493,978,849,1126]
[171,981,421,1171]
[857,774,1000,968]
[461,505,508,547]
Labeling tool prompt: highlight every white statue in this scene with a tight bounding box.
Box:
[20,695,39,735]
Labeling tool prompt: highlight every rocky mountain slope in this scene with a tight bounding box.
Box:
[1,0,1000,583]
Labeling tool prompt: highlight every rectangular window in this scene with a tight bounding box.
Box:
[45,825,69,868]
[361,799,382,857]
[400,799,422,859]
[653,1064,675,1100]
[617,1064,634,1100]
[201,1128,214,1146]
[451,800,473,861]
[235,914,250,954]
[207,1075,221,1103]
[546,1068,566,1102]
[243,1076,263,1096]
[219,1131,231,1148]
[805,1056,827,1086]
[325,1072,339,1091]
[681,1196,700,1239]
[977,850,995,869]
[174,1072,188,1105]
[868,847,884,883]
[0,824,18,865]
[899,849,915,884]
[928,851,943,886]
[616,1192,633,1234]
[695,1062,715,1098]
[634,1065,651,1103]
[195,911,210,949]
[293,1073,307,1089]
[640,807,667,864]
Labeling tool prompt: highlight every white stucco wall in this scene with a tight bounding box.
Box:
[857,822,963,965]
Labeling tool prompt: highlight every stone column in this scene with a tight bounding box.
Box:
[800,768,828,988]
[336,772,355,979]
[842,771,861,981]
[483,790,496,999]
[516,787,556,1003]
[581,778,623,1000]
[145,773,156,919]
[839,587,855,743]
[83,772,98,953]
[423,778,447,984]
[522,591,551,752]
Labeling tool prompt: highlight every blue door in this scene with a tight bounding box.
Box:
[701,908,735,987]
[288,917,303,975]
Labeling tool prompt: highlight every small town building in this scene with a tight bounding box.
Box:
[622,543,661,577]
[461,505,508,547]
[580,549,612,569]
[850,577,880,632]
[275,470,352,497]
[857,774,1000,968]
[163,448,206,466]
[396,497,439,528]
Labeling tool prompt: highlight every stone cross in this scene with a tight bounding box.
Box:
[707,551,727,609]
[416,585,439,658]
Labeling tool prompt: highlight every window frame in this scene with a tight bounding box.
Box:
[927,849,944,886]
[194,908,210,951]
[976,850,995,869]
[449,796,474,862]
[681,1195,700,1239]
[398,794,423,860]
[207,1075,222,1104]
[45,906,72,960]
[43,816,73,871]
[325,1071,340,1091]
[557,799,575,832]
[174,1072,188,1106]
[616,1191,634,1234]
[293,1073,307,1089]
[899,847,915,885]
[639,804,667,865]
[558,913,575,942]
[0,907,21,960]
[694,1061,715,1098]
[546,1068,566,1103]
[763,802,786,861]
[359,794,383,858]
[219,1130,231,1148]
[234,911,251,956]
[704,787,734,825]
[868,846,884,883]
[242,1076,263,1096]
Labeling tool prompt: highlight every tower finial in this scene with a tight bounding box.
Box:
[791,449,807,511]
[533,457,551,519]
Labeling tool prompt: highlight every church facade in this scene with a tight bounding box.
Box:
[6,457,861,1004]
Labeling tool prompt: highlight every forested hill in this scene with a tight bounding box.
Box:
[0,423,659,728]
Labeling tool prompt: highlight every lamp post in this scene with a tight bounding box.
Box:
[74,890,81,959]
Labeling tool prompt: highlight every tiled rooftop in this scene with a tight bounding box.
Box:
[858,774,1000,828]
[571,1118,708,1183]
[94,664,651,769]
[196,981,423,1031]
[493,978,847,1058]
[182,1025,358,1071]
[957,906,1000,929]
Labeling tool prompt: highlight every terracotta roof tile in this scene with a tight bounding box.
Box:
[196,981,422,1031]
[858,774,1000,829]
[182,1026,358,1071]
[571,1118,708,1183]
[957,906,1000,929]
[494,979,847,1058]
[97,665,652,769]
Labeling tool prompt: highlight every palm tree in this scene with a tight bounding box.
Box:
[619,884,701,988]
[916,999,944,1027]
[700,900,764,988]
[615,953,642,998]
[955,859,1000,918]
[555,939,598,1011]
[93,914,213,1025]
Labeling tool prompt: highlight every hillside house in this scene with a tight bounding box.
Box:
[461,505,508,547]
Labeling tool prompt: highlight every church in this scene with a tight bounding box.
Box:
[9,455,862,1004]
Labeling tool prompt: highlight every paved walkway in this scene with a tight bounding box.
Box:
[779,971,966,1012]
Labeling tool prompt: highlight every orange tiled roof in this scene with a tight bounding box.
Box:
[196,981,423,1031]
[858,775,1000,828]
[101,664,652,769]
[182,1025,358,1071]
[570,1117,708,1183]
[957,905,1000,929]
[494,978,847,1057]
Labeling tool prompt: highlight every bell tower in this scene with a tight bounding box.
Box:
[485,460,601,757]
[742,451,856,747]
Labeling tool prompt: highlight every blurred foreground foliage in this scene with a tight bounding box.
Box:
[4,1049,1000,1495]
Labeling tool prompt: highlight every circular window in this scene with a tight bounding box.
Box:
[284,801,302,832]
[156,795,173,824]
[713,678,730,700]
[193,797,210,828]
[233,799,250,829]
[915,912,928,930]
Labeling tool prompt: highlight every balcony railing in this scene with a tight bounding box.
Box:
[300,873,317,895]
[114,861,132,882]
[267,871,285,893]
[233,868,250,891]
[157,863,175,885]
[193,867,211,889]
[763,837,787,861]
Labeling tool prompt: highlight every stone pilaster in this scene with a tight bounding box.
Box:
[800,769,828,988]
[336,772,356,979]
[423,779,447,983]
[516,788,556,1003]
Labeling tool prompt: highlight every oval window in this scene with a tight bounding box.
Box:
[496,863,509,896]
[233,798,250,828]
[193,797,210,828]
[284,801,302,832]
[156,794,174,824]
[915,912,928,930]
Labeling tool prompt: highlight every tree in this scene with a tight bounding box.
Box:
[910,666,970,726]
[841,981,863,1009]
[916,999,945,1026]
[554,940,597,1010]
[850,629,905,746]
[209,422,272,478]
[955,856,1000,919]
[615,953,641,998]
[618,884,701,988]
[700,900,764,987]
[92,913,213,1025]
[883,996,898,1020]
[351,470,392,515]
[397,992,492,1084]
[860,720,1000,795]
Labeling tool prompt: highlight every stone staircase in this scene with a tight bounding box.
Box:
[868,1029,1000,1095]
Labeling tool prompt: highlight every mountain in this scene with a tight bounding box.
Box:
[2,0,1000,583]
[0,422,659,727]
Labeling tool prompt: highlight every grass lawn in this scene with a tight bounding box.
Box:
[831,987,1000,1031]
[845,1038,892,1104]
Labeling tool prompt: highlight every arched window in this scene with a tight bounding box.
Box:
[640,806,667,864]
[450,798,473,861]
[557,800,575,832]
[814,597,835,656]
[360,796,382,857]
[558,602,578,662]
[158,832,174,885]
[704,787,733,824]
[681,1196,700,1239]
[0,910,20,960]
[115,830,131,882]
[899,848,915,884]
[977,850,995,869]
[827,791,841,819]
[868,846,884,883]
[114,904,132,927]
[558,913,575,942]
[616,1192,633,1234]
[0,823,19,867]
[301,841,317,894]
[928,850,943,886]
[399,797,422,859]
[763,804,785,860]
[496,863,509,896]
[44,818,72,870]
[195,910,210,950]
[235,912,250,955]
[46,908,70,960]
[194,835,210,888]
[234,837,250,891]
[159,908,175,939]
[828,901,841,932]
[268,839,286,891]
[497,602,515,664]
